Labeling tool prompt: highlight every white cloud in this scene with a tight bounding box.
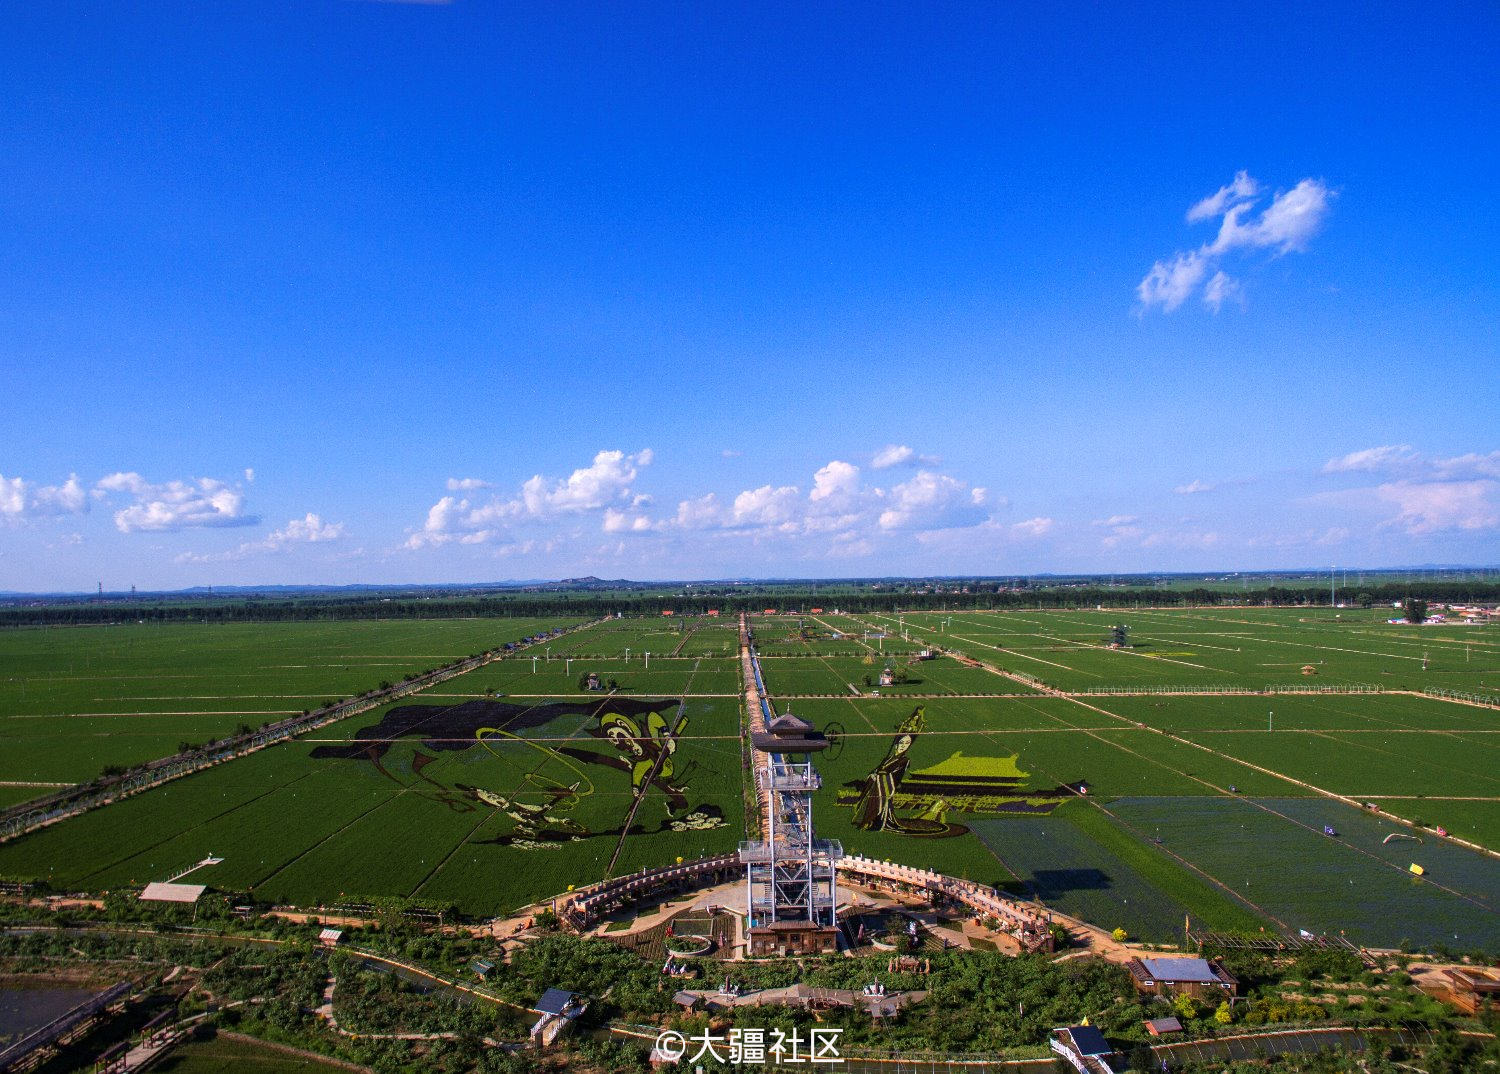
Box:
[1203,271,1240,312]
[1094,514,1140,527]
[1186,170,1259,222]
[176,513,345,563]
[1322,444,1418,473]
[1136,250,1210,312]
[675,493,725,530]
[1375,480,1500,535]
[732,485,802,527]
[411,452,1002,558]
[410,448,653,547]
[1322,445,1500,485]
[1011,516,1054,537]
[872,444,915,469]
[1139,172,1334,313]
[96,472,257,532]
[602,508,653,533]
[872,444,939,469]
[1433,451,1500,479]
[1174,480,1215,495]
[521,449,652,515]
[243,468,255,483]
[1211,178,1332,256]
[878,471,987,531]
[809,460,861,506]
[269,513,344,544]
[720,449,743,458]
[0,473,88,524]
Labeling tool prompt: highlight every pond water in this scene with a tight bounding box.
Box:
[0,985,100,1041]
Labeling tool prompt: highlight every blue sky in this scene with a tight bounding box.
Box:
[2,1,1497,590]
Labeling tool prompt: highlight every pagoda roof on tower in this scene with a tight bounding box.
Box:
[752,713,828,753]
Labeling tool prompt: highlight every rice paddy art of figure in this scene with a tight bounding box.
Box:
[310,697,727,850]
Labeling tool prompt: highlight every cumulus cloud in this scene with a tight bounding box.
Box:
[1010,517,1054,537]
[411,451,1004,560]
[878,471,988,531]
[1139,172,1334,313]
[1432,451,1500,480]
[675,493,725,530]
[269,513,344,544]
[809,460,861,506]
[1095,515,1146,548]
[0,473,88,524]
[1186,170,1260,222]
[602,507,653,533]
[732,485,802,527]
[520,449,652,515]
[1137,252,1210,313]
[1323,444,1419,474]
[96,472,258,532]
[176,513,345,563]
[1308,445,1500,536]
[1203,271,1241,312]
[1174,480,1215,495]
[409,449,654,548]
[1321,444,1500,481]
[871,444,941,469]
[1375,480,1500,535]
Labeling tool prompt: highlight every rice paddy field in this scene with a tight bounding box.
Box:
[0,617,745,915]
[1,608,1498,951]
[0,618,583,784]
[753,607,1500,950]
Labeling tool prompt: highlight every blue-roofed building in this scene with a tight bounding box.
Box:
[1127,956,1237,998]
[535,989,586,1018]
[530,989,589,1047]
[1050,1024,1118,1073]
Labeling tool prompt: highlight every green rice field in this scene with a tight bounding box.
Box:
[0,618,583,784]
[1,609,1497,950]
[755,608,1500,949]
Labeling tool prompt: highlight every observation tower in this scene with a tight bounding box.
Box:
[742,711,841,955]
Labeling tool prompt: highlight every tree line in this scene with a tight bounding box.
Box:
[1,579,1498,627]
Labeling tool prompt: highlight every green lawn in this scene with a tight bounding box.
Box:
[153,1034,348,1073]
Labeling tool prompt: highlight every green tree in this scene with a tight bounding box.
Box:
[1404,598,1428,624]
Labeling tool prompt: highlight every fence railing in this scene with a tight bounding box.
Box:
[1069,683,1381,696]
[1424,686,1500,707]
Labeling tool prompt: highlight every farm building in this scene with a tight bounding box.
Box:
[1125,956,1237,999]
[530,988,588,1046]
[1145,1016,1183,1036]
[1050,1024,1115,1072]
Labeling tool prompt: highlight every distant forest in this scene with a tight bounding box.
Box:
[3,579,1498,626]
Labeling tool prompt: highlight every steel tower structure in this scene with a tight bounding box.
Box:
[742,702,841,955]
